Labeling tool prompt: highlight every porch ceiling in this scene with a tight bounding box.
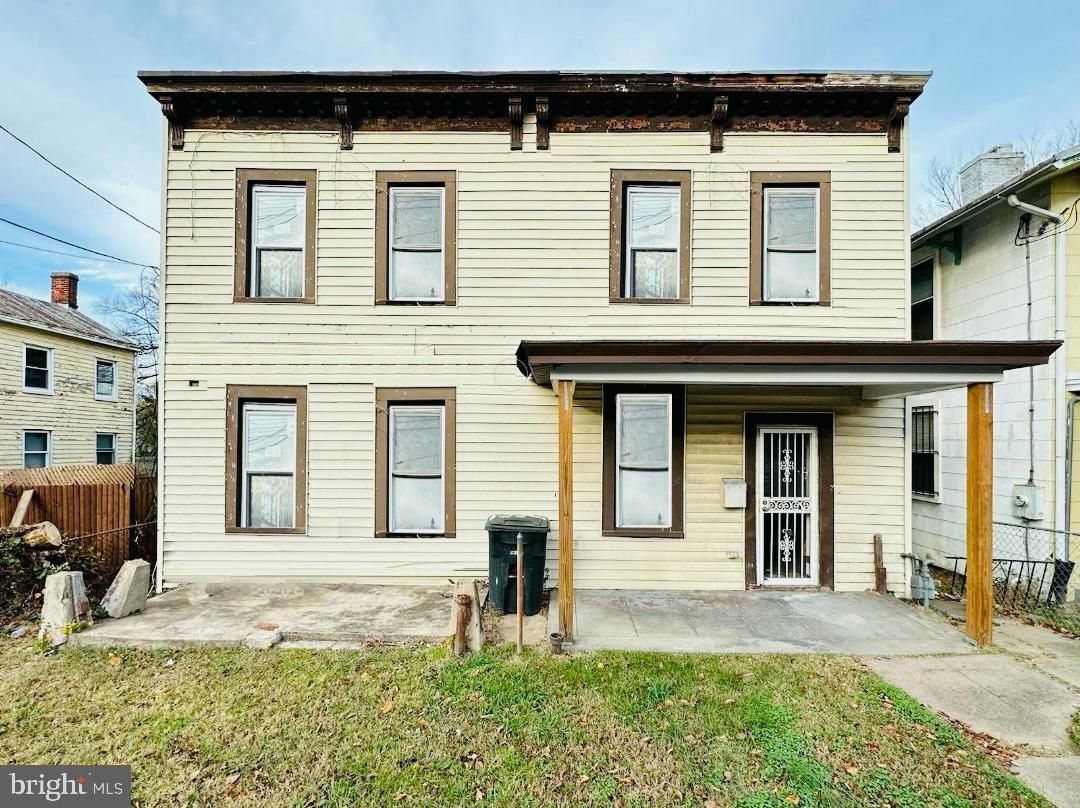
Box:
[516,339,1060,399]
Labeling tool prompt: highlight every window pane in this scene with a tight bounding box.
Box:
[24,367,48,389]
[96,362,115,396]
[628,187,679,248]
[97,450,115,465]
[766,190,817,250]
[630,251,678,298]
[390,475,442,532]
[256,250,304,298]
[391,189,442,249]
[253,185,305,247]
[390,250,443,300]
[24,433,48,452]
[243,405,296,472]
[619,397,670,468]
[25,347,48,369]
[96,434,115,451]
[618,469,670,527]
[24,452,47,469]
[911,259,933,305]
[765,250,818,300]
[247,474,295,528]
[392,409,442,474]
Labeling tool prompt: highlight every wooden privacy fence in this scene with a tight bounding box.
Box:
[1,463,157,575]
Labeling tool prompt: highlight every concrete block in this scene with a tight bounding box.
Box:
[242,628,282,649]
[38,571,92,646]
[100,559,152,619]
[449,580,484,652]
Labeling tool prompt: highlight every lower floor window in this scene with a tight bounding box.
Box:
[389,405,445,533]
[96,433,116,464]
[23,431,50,468]
[616,393,672,528]
[911,406,937,497]
[242,402,297,528]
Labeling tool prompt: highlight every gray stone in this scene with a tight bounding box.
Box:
[100,559,152,619]
[10,626,27,639]
[242,628,282,649]
[38,571,92,646]
[1013,755,1080,807]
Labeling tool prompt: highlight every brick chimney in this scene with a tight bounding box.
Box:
[959,144,1027,204]
[50,272,79,309]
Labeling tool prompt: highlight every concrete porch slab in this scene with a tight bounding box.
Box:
[69,582,454,649]
[556,589,973,655]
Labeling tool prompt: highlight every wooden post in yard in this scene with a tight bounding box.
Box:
[557,380,575,642]
[966,383,994,647]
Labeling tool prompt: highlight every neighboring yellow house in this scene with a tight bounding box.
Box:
[140,70,1056,638]
[0,273,137,471]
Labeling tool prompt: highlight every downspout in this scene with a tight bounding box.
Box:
[1066,395,1080,536]
[1008,195,1067,559]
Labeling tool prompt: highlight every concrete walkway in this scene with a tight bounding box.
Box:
[867,611,1080,808]
[554,589,972,655]
[70,582,453,649]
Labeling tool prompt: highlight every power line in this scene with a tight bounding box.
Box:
[0,122,159,234]
[0,216,157,268]
[0,238,153,266]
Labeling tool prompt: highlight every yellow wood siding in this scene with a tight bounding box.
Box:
[161,126,908,588]
[0,322,135,470]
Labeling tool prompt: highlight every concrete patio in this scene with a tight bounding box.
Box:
[551,589,972,655]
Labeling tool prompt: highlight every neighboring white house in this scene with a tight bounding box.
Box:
[0,273,137,470]
[910,145,1080,572]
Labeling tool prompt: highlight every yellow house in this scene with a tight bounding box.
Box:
[141,70,1055,643]
[0,273,137,471]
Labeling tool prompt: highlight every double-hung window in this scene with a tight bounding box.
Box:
[609,170,691,302]
[376,171,457,305]
[234,169,316,303]
[23,345,52,392]
[23,431,50,468]
[95,359,117,400]
[602,385,685,537]
[389,405,445,533]
[911,258,934,340]
[911,406,938,499]
[750,172,831,305]
[225,385,307,533]
[96,433,116,464]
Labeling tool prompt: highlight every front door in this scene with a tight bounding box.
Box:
[755,426,818,585]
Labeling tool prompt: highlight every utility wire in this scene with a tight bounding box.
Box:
[0,122,160,234]
[0,216,157,268]
[0,238,152,266]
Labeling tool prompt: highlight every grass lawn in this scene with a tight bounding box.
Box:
[0,639,1047,807]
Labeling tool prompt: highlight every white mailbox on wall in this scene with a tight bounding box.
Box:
[723,478,747,509]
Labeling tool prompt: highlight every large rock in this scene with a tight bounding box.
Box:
[100,559,152,619]
[38,571,92,645]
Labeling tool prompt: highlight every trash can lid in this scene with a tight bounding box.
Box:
[485,514,550,531]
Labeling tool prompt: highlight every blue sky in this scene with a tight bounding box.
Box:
[1,0,1078,327]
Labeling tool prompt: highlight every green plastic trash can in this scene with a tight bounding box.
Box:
[486,514,550,616]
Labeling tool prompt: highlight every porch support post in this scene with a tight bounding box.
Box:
[556,379,575,641]
[966,382,994,647]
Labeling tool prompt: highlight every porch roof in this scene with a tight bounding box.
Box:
[515,339,1060,398]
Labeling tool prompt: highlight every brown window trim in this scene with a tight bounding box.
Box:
[375,171,457,306]
[375,387,457,537]
[602,384,685,538]
[609,169,692,304]
[233,169,317,304]
[749,171,831,306]
[743,412,834,589]
[225,384,308,535]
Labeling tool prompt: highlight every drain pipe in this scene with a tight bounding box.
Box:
[1066,395,1080,540]
[1008,195,1067,559]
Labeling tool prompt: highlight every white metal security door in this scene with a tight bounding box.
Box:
[755,426,818,585]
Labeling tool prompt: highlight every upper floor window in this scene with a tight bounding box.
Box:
[750,172,831,306]
[24,431,50,468]
[225,385,308,533]
[376,171,457,305]
[95,359,117,400]
[375,387,457,537]
[610,170,691,303]
[23,345,52,393]
[233,169,316,304]
[911,258,934,340]
[96,433,117,464]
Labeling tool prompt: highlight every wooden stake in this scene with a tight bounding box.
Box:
[453,593,471,657]
[873,533,887,594]
[9,489,35,528]
[516,531,524,654]
[966,383,994,647]
[557,379,575,642]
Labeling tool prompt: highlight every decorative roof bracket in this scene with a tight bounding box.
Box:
[159,94,184,150]
[509,95,523,150]
[888,96,912,153]
[535,96,550,151]
[710,95,729,153]
[333,96,353,150]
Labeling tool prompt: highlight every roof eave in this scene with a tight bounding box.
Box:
[0,313,138,353]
